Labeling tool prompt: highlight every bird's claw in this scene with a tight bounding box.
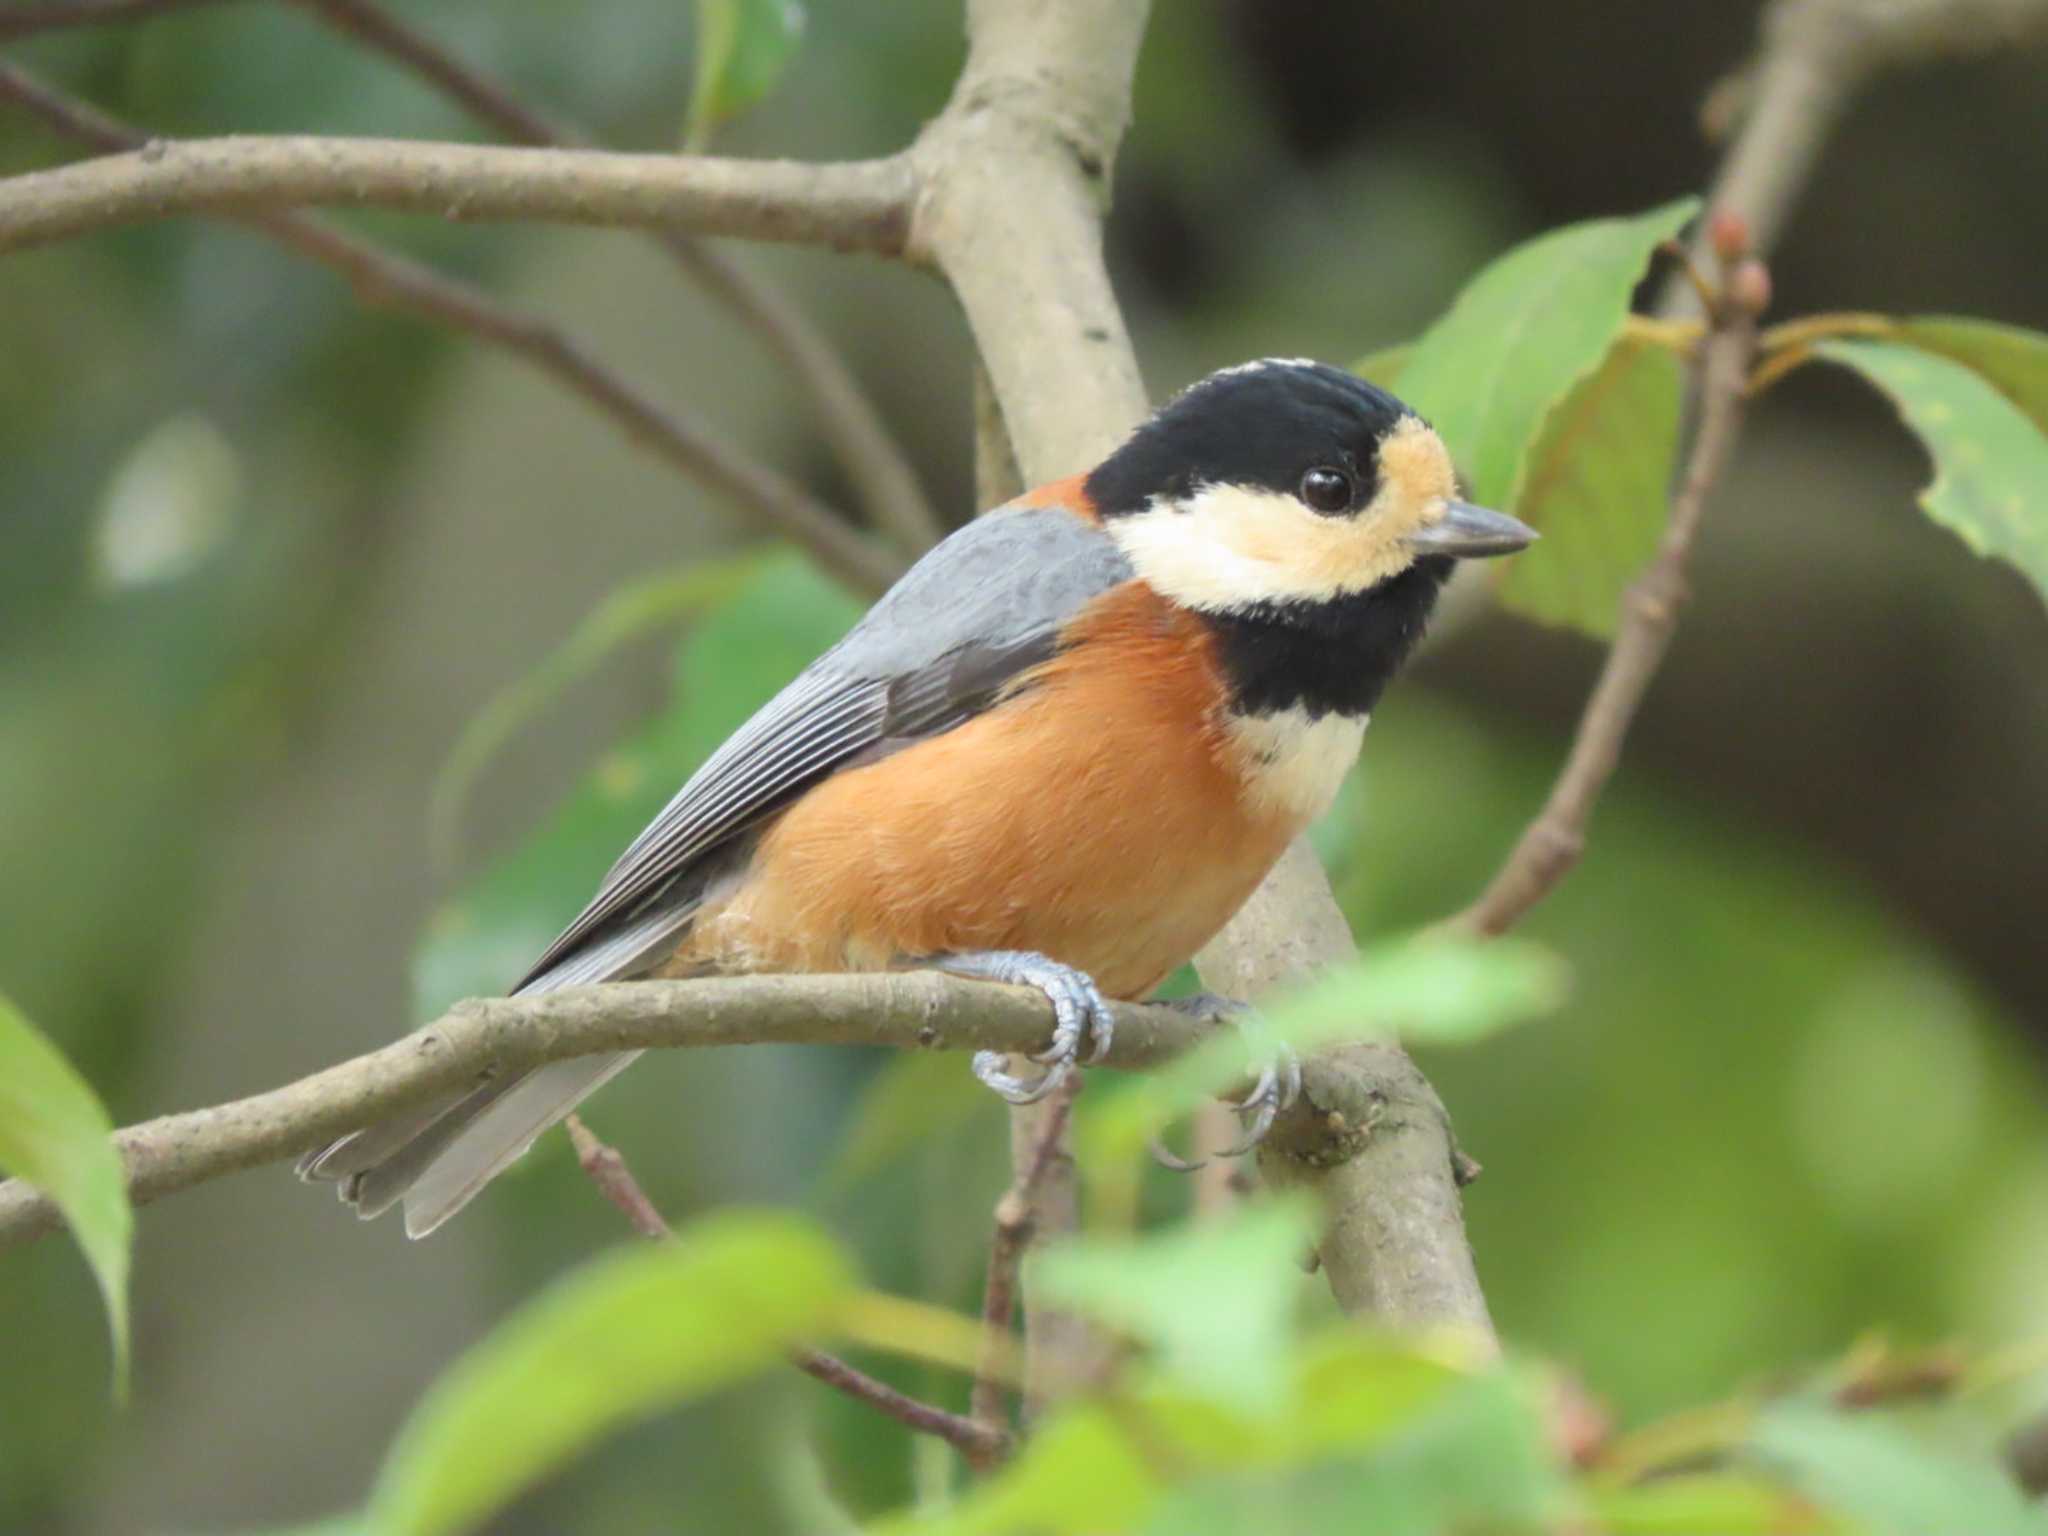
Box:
[1148,994,1301,1170]
[949,950,1114,1105]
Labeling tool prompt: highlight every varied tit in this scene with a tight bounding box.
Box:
[303,358,1535,1238]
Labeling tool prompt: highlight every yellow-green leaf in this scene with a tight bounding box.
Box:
[1816,338,2048,605]
[368,1209,854,1536]
[1590,1473,1826,1534]
[0,991,131,1396]
[1749,1401,2042,1536]
[1496,337,1683,635]
[1032,1199,1320,1412]
[1396,197,1697,508]
[685,0,806,150]
[1083,935,1567,1174]
[1894,316,2048,435]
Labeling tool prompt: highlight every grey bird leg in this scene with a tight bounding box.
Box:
[939,949,1116,1105]
[1149,993,1302,1169]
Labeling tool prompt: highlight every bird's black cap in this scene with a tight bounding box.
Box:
[1085,359,1417,517]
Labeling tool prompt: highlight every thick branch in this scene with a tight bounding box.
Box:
[0,135,914,258]
[0,65,902,595]
[915,0,1495,1345]
[0,973,1209,1250]
[909,0,1154,483]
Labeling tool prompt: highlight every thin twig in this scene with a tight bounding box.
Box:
[1447,273,1764,938]
[285,0,945,555]
[788,1350,1010,1466]
[0,972,1213,1249]
[969,1072,1078,1450]
[564,1113,671,1239]
[0,65,901,595]
[564,1113,1010,1465]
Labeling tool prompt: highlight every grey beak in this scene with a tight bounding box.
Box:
[1405,500,1538,559]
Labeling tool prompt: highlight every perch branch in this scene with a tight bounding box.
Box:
[0,972,1213,1250]
[285,0,944,555]
[0,64,901,594]
[0,134,915,258]
[563,1114,1010,1466]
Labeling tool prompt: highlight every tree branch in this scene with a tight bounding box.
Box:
[284,0,945,556]
[0,64,903,595]
[1676,0,2048,303]
[911,0,1499,1346]
[562,1113,1011,1467]
[0,134,914,258]
[0,973,1211,1250]
[1440,0,2023,933]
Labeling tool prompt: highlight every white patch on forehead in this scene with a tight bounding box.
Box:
[1224,707,1368,825]
[1204,356,1320,382]
[1106,416,1458,613]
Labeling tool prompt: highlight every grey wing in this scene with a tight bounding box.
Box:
[516,502,1134,991]
[308,502,1133,1238]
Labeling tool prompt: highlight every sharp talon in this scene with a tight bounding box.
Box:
[949,951,1112,1106]
[972,1048,1054,1104]
[1220,1095,1280,1157]
[1231,1061,1279,1115]
[1217,1026,1299,1157]
[1150,1135,1208,1173]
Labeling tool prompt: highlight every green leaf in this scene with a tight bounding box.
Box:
[0,991,131,1396]
[1894,316,2048,435]
[1589,1473,1825,1534]
[1083,935,1567,1172]
[873,1337,1490,1535]
[1395,197,1698,508]
[870,1402,1162,1536]
[414,553,862,1018]
[685,0,806,150]
[1748,1401,2045,1536]
[428,556,762,873]
[1032,1199,1319,1413]
[367,1209,855,1536]
[1815,339,2048,605]
[1495,336,1682,636]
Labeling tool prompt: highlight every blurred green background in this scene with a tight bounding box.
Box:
[2,2,2045,1531]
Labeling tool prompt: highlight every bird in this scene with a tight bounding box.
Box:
[300,357,1535,1238]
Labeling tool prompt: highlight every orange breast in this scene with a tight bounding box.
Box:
[672,582,1299,999]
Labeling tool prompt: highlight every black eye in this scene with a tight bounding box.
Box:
[1299,466,1353,514]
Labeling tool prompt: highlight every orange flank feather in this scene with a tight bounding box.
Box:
[668,581,1297,999]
